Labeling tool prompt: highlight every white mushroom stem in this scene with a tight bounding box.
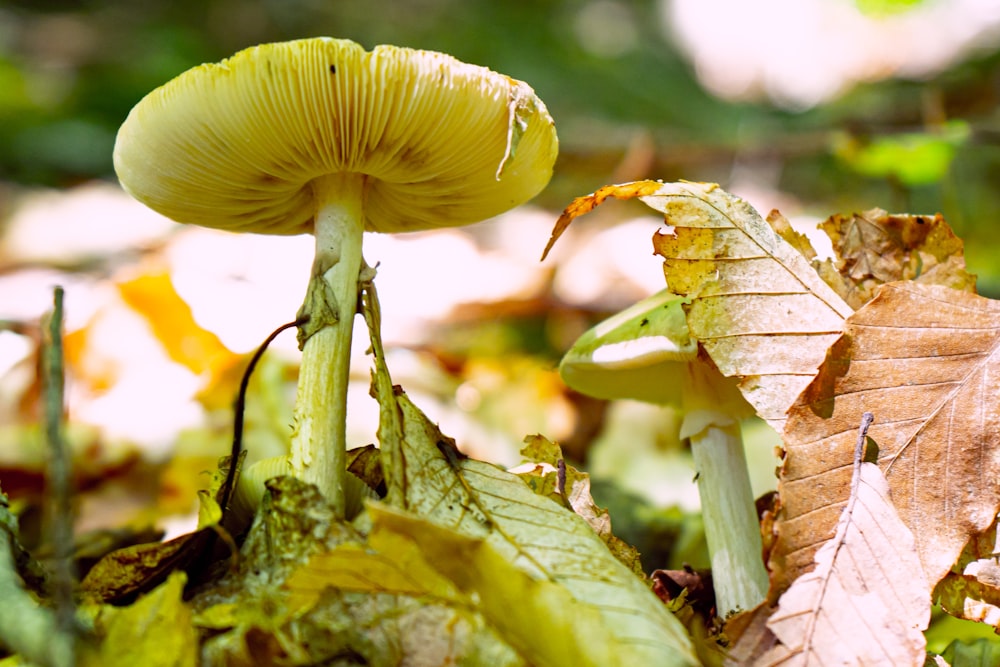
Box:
[681,363,769,618]
[289,172,366,518]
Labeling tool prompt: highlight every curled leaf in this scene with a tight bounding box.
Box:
[813,209,976,309]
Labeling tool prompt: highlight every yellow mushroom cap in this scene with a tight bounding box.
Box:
[113,37,558,235]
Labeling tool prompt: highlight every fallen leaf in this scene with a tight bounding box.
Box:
[284,512,463,613]
[765,210,818,262]
[517,434,644,575]
[361,277,700,666]
[543,180,853,429]
[813,209,976,309]
[91,571,198,667]
[282,506,525,666]
[646,181,853,427]
[370,502,670,667]
[117,270,236,379]
[774,282,1000,597]
[760,450,930,664]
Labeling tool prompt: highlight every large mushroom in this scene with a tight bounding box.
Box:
[114,37,558,518]
[560,289,768,618]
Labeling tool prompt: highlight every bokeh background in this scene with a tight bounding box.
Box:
[2,0,1000,616]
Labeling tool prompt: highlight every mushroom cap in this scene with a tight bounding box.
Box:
[559,290,698,405]
[113,38,558,235]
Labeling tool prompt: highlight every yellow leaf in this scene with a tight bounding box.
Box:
[369,502,674,667]
[117,270,234,377]
[361,278,699,666]
[93,572,198,667]
[283,518,462,615]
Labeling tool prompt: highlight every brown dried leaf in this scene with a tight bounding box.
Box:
[765,210,817,262]
[814,209,976,310]
[729,423,930,666]
[773,282,1000,597]
[761,460,929,665]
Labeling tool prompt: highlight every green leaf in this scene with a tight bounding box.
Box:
[360,278,699,666]
[369,502,681,667]
[833,121,970,186]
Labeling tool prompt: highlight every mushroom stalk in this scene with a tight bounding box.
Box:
[290,172,366,517]
[681,364,768,617]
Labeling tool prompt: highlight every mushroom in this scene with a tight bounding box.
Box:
[113,38,558,518]
[560,289,768,618]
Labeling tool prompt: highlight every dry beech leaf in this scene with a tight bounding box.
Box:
[774,282,1000,598]
[544,181,853,429]
[361,279,699,666]
[646,182,853,427]
[813,209,976,310]
[765,210,818,262]
[756,428,930,665]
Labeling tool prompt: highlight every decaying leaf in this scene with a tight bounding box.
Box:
[543,180,853,429]
[765,210,818,262]
[283,508,463,613]
[774,282,1000,599]
[282,502,525,667]
[81,453,242,604]
[361,277,700,666]
[753,423,930,665]
[370,502,669,667]
[90,571,198,667]
[646,181,853,427]
[517,434,644,575]
[812,209,976,310]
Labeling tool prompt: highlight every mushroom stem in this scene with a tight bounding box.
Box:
[681,365,768,618]
[289,172,367,517]
[688,422,768,617]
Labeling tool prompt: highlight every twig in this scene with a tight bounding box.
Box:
[0,287,76,667]
[42,286,76,665]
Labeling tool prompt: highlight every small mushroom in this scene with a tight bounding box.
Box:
[114,38,558,518]
[560,289,768,618]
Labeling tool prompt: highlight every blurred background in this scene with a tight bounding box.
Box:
[2,0,1000,580]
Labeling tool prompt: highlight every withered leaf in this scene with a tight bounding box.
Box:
[361,277,699,666]
[761,460,929,665]
[91,571,198,667]
[543,181,853,429]
[813,209,976,310]
[646,182,853,428]
[517,434,643,575]
[774,282,1000,598]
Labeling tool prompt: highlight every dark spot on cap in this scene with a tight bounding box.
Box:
[329,64,337,74]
